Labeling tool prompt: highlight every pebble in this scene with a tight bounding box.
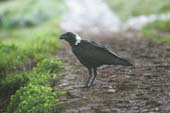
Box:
[59,82,69,87]
[107,89,116,93]
[155,107,159,111]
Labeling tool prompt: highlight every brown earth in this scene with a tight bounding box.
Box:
[54,31,170,113]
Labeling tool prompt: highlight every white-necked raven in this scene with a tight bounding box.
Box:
[60,32,132,87]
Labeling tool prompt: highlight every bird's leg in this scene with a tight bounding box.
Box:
[90,68,97,86]
[84,68,93,87]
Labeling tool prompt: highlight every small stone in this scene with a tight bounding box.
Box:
[111,75,117,78]
[142,109,148,112]
[59,82,69,87]
[108,86,113,89]
[102,85,113,89]
[107,89,116,93]
[134,106,139,110]
[100,109,111,112]
[155,107,159,111]
[125,75,130,78]
[82,96,86,98]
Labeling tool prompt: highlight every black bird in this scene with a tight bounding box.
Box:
[60,32,133,87]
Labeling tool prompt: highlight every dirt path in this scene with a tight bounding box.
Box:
[54,32,170,113]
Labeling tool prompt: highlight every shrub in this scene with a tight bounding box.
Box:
[0,42,26,78]
[21,58,62,86]
[4,56,62,112]
[0,73,29,97]
[35,58,62,73]
[0,1,65,111]
[0,57,62,96]
[6,84,60,113]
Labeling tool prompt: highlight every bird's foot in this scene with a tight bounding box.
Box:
[89,82,95,87]
[74,85,89,88]
[80,85,90,88]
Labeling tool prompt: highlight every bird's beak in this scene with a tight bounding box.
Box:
[59,34,65,40]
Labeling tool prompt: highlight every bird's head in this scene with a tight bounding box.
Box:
[59,32,81,46]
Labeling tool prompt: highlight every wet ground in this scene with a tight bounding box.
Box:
[54,31,170,113]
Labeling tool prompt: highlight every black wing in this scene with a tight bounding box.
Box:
[74,40,132,66]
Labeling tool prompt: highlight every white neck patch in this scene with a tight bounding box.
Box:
[75,33,82,45]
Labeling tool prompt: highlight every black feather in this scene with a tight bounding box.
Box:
[72,40,132,68]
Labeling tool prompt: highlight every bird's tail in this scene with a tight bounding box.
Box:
[114,57,133,66]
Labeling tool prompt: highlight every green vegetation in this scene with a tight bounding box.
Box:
[6,58,63,113]
[0,0,66,112]
[106,0,170,43]
[106,0,170,20]
[143,20,170,43]
[0,0,65,28]
[7,84,57,113]
[143,20,170,32]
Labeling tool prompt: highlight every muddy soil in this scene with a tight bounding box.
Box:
[54,32,170,113]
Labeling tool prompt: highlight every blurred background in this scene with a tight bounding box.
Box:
[0,0,170,40]
[0,0,170,113]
